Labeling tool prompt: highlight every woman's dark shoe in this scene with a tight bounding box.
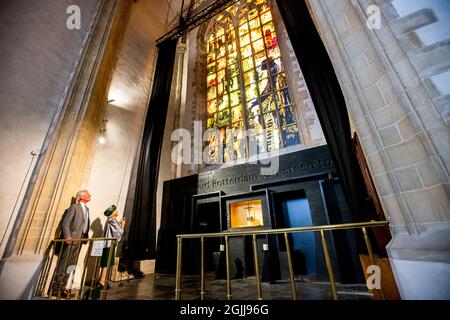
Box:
[97,282,111,289]
[131,269,145,279]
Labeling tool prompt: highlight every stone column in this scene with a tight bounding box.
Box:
[172,42,188,179]
[157,40,187,234]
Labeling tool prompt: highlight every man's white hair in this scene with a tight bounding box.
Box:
[75,190,89,202]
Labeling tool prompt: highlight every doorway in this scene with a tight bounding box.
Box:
[194,201,221,271]
[277,190,316,276]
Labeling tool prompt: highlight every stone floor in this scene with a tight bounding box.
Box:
[104,273,373,300]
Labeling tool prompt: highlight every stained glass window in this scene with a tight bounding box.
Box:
[205,0,300,163]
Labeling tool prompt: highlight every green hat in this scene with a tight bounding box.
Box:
[104,205,117,217]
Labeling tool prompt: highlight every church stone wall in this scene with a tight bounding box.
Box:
[307,0,449,299]
[0,0,103,258]
[0,0,132,299]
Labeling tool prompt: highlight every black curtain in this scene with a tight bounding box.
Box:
[276,0,366,219]
[124,39,177,260]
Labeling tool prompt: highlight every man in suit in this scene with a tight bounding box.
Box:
[49,190,91,298]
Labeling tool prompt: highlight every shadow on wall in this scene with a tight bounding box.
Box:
[82,218,104,287]
[90,218,103,238]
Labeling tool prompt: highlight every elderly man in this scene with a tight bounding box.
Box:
[49,190,91,298]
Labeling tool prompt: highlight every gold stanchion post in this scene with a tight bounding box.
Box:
[362,227,385,300]
[175,237,183,300]
[200,237,205,300]
[252,234,263,300]
[284,232,297,300]
[320,230,338,300]
[225,236,232,300]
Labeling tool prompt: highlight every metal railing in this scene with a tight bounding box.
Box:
[34,237,118,300]
[175,220,389,300]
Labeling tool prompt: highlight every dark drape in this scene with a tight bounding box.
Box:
[124,39,177,260]
[276,0,365,218]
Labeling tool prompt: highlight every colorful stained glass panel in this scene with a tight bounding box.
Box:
[260,4,270,13]
[207,86,216,100]
[229,76,239,91]
[217,69,226,83]
[260,10,272,24]
[207,115,217,128]
[245,84,258,100]
[217,58,226,71]
[241,34,251,46]
[252,39,265,53]
[231,106,243,122]
[232,121,244,129]
[228,64,238,77]
[267,129,281,151]
[279,106,295,126]
[282,125,300,146]
[247,100,261,116]
[205,0,300,162]
[277,89,291,106]
[244,70,256,85]
[248,115,263,130]
[207,74,216,87]
[250,28,263,41]
[207,52,215,64]
[218,95,229,111]
[258,78,269,94]
[241,44,252,58]
[274,72,288,90]
[254,51,265,66]
[249,18,260,29]
[207,100,217,114]
[248,8,258,19]
[239,23,249,35]
[260,94,276,112]
[242,57,254,72]
[207,63,215,75]
[263,111,280,128]
[226,30,234,40]
[217,83,224,96]
[230,90,241,106]
[218,110,230,126]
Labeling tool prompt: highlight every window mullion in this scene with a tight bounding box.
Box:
[234,14,251,159]
[261,7,284,149]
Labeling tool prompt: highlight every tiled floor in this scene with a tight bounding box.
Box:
[104,273,373,300]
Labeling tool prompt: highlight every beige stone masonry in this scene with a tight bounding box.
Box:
[10,0,131,256]
[307,0,449,238]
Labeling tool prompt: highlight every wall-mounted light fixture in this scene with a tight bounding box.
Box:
[98,118,109,145]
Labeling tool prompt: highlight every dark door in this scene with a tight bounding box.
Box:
[278,191,316,276]
[195,201,221,271]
